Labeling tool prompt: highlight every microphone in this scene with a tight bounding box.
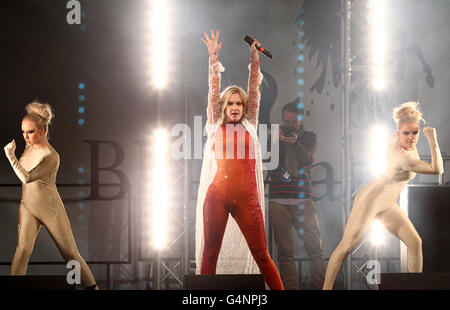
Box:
[244,35,273,59]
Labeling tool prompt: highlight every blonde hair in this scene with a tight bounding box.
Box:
[219,85,248,124]
[23,101,54,139]
[392,101,424,129]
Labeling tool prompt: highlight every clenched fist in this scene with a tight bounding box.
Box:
[423,126,437,141]
[4,139,16,157]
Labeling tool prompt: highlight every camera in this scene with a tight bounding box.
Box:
[281,125,295,137]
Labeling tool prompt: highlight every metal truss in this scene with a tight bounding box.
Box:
[154,157,188,290]
[143,85,189,290]
[341,0,386,290]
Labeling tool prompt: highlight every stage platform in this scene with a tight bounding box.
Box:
[0,276,76,290]
[380,273,450,290]
[184,274,266,290]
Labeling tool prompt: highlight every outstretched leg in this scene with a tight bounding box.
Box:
[11,205,41,275]
[201,186,229,274]
[376,203,422,272]
[323,201,378,290]
[43,205,97,288]
[232,200,284,290]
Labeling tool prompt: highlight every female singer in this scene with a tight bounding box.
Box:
[195,29,283,290]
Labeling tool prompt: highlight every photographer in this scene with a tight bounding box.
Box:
[268,100,326,290]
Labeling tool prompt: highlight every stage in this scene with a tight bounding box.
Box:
[0,0,449,293]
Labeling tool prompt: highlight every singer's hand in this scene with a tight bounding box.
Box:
[249,40,258,52]
[201,29,224,56]
[249,38,260,61]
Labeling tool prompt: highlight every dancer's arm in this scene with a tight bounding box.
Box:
[247,39,262,126]
[201,29,224,126]
[402,127,444,175]
[4,140,56,184]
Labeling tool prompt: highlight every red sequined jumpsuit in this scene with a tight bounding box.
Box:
[200,50,284,290]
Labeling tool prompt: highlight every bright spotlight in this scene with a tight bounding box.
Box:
[373,78,386,90]
[370,220,385,246]
[369,124,388,175]
[148,0,170,89]
[149,129,170,249]
[368,0,387,90]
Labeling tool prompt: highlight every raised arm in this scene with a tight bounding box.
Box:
[402,127,444,175]
[247,39,263,126]
[4,140,57,184]
[201,29,225,126]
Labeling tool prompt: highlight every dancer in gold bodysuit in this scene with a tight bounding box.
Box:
[323,102,444,290]
[4,101,98,289]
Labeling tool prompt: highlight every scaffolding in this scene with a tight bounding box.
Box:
[341,0,393,289]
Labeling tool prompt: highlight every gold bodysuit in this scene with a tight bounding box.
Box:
[5,143,96,287]
[323,134,444,289]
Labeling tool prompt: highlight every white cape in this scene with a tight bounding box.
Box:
[195,118,265,274]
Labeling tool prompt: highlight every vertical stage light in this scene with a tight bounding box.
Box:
[147,129,170,250]
[144,0,172,253]
[367,0,387,90]
[143,1,180,289]
[148,0,169,89]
